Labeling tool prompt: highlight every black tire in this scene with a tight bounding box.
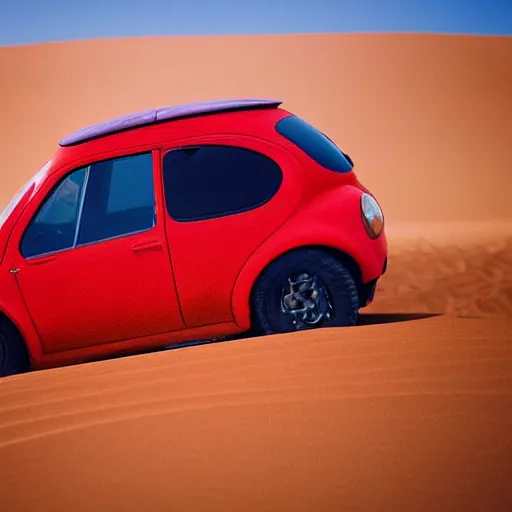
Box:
[250,248,360,335]
[0,317,30,378]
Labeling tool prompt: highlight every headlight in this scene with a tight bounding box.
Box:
[360,193,384,238]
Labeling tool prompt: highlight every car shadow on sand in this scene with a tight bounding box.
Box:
[356,312,442,325]
[167,313,444,350]
[94,313,448,362]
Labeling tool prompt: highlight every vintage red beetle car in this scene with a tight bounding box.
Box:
[0,99,387,377]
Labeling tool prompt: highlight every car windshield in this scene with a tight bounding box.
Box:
[0,161,51,230]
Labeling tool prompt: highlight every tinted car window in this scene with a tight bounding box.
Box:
[107,155,155,213]
[275,115,353,173]
[77,152,155,245]
[20,168,87,258]
[163,145,283,222]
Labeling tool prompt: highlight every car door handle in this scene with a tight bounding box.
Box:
[131,239,163,253]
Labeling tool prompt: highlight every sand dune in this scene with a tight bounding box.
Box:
[1,33,511,318]
[366,223,512,319]
[1,33,511,227]
[1,33,512,510]
[1,315,511,511]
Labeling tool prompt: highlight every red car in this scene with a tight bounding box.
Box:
[0,99,387,377]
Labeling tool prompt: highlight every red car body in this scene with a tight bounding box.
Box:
[0,99,387,372]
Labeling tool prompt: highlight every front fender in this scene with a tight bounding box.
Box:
[230,185,387,330]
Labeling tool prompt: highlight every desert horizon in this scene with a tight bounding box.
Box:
[1,32,511,511]
[1,32,511,225]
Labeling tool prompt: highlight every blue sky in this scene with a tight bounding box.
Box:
[1,0,511,47]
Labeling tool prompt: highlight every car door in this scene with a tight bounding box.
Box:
[11,150,184,354]
[160,136,302,329]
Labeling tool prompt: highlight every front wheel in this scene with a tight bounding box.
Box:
[0,318,30,378]
[250,249,360,335]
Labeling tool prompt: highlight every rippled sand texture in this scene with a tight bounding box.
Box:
[367,225,512,319]
[1,316,511,511]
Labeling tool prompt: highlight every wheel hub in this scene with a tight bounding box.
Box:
[280,272,332,329]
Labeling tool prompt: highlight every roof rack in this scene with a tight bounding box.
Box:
[59,98,283,146]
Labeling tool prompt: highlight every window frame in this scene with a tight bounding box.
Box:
[161,143,284,223]
[19,150,158,260]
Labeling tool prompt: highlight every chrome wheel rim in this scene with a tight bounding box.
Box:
[280,271,333,330]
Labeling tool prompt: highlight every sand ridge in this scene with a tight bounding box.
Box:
[1,33,512,227]
[366,227,512,319]
[0,315,511,511]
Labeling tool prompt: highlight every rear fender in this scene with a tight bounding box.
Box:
[230,185,386,330]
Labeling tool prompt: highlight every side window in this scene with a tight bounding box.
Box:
[275,115,354,173]
[162,145,282,222]
[107,155,155,213]
[77,152,155,246]
[20,168,87,258]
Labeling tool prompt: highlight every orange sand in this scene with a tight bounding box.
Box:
[366,223,512,319]
[1,315,511,511]
[1,33,511,226]
[1,33,512,510]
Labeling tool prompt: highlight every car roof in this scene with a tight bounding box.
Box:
[59,98,283,147]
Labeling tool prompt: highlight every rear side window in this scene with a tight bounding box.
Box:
[163,145,282,222]
[275,115,353,173]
